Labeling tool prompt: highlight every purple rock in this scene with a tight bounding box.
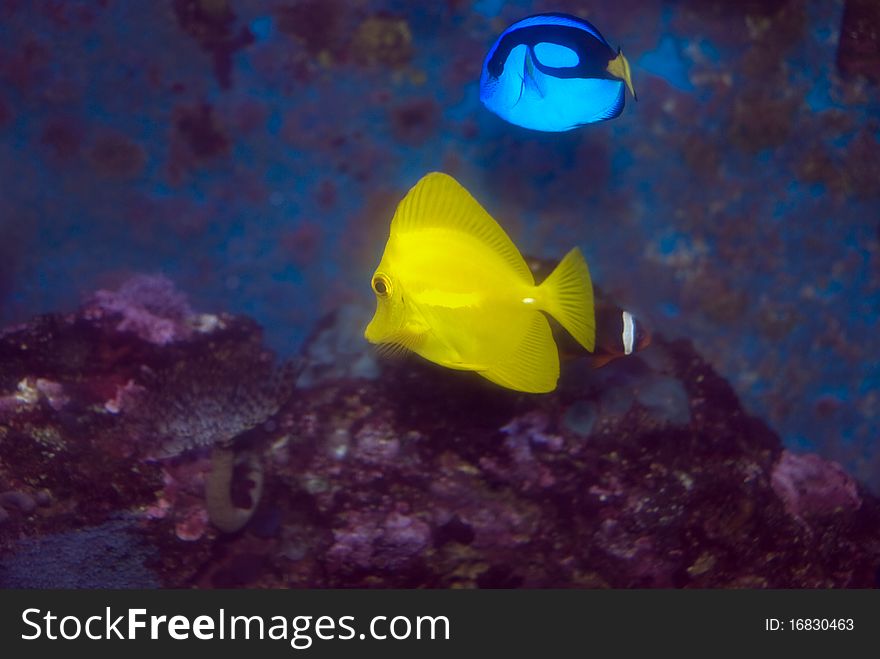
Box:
[86,274,195,346]
[837,0,880,83]
[771,450,862,520]
[0,491,37,514]
[353,422,401,464]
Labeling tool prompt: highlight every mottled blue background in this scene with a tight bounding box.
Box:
[0,1,878,489]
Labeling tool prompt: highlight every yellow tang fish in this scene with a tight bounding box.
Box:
[364,172,595,393]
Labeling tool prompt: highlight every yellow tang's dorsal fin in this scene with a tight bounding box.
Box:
[390,172,534,284]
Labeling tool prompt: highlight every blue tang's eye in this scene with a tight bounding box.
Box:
[488,58,504,77]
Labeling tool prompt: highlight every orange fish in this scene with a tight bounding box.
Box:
[590,300,651,368]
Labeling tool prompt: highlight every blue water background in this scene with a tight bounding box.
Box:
[0,1,877,489]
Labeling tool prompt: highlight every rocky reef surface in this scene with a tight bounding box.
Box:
[0,277,878,588]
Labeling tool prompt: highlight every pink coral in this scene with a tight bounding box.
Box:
[326,510,430,570]
[353,422,400,464]
[103,379,146,414]
[144,455,213,542]
[771,450,862,520]
[175,507,210,542]
[35,378,68,411]
[0,378,67,415]
[86,274,194,345]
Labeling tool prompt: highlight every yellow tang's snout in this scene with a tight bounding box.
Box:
[364,270,400,345]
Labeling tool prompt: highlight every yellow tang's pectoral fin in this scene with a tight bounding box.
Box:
[478,313,559,393]
[607,49,637,101]
[376,327,427,360]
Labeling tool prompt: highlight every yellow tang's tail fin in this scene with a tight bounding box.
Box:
[607,48,637,101]
[538,247,596,352]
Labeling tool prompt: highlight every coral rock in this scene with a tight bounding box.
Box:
[837,0,880,83]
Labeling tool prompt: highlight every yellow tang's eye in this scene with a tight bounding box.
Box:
[372,274,391,297]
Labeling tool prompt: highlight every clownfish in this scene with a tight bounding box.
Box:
[525,255,652,369]
[364,172,595,394]
[480,13,636,132]
[590,301,651,368]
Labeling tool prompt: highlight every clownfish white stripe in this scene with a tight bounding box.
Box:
[622,310,635,355]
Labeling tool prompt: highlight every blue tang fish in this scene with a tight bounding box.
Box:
[479,13,636,132]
